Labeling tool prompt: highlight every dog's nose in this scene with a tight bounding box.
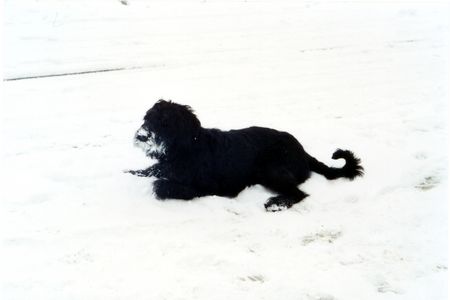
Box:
[136,135,148,142]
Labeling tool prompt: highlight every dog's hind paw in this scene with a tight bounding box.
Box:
[265,204,288,212]
[264,196,290,212]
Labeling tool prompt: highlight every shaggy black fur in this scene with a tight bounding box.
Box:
[126,100,364,211]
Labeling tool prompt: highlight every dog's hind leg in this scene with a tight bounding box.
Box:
[260,168,309,212]
[153,179,203,200]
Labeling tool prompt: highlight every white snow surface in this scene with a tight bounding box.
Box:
[1,0,449,299]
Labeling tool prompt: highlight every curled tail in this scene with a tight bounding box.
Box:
[307,149,364,180]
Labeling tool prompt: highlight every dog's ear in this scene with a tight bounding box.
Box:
[173,105,201,137]
[183,105,201,129]
[165,101,201,130]
[162,103,201,154]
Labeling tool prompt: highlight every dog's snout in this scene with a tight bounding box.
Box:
[136,134,148,142]
[135,126,150,142]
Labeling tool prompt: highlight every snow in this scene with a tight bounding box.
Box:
[1,0,448,299]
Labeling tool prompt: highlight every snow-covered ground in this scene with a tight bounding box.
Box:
[1,0,448,299]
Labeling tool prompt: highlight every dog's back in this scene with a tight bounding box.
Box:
[192,126,309,197]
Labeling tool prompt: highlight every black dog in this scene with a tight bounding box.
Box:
[127,100,363,211]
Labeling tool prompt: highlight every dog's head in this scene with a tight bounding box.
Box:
[134,99,201,158]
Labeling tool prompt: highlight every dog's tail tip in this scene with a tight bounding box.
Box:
[332,148,364,179]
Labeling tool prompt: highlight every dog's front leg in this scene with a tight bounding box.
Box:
[124,169,152,177]
[124,165,160,177]
[153,179,203,200]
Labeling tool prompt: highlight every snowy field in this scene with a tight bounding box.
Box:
[1,0,449,299]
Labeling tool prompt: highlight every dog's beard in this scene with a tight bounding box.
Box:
[134,127,166,158]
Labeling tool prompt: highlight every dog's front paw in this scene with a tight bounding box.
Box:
[123,169,138,176]
[264,196,289,212]
[124,169,149,177]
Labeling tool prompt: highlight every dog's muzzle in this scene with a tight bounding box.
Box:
[135,127,149,141]
[135,133,148,142]
[134,126,166,157]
